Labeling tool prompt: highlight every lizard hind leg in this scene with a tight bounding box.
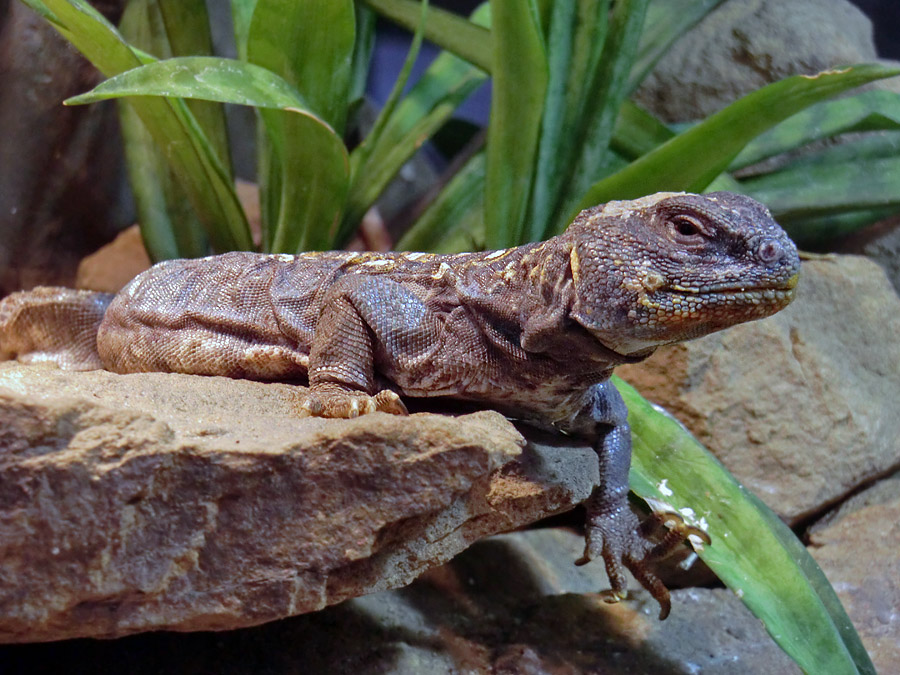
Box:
[0,287,113,370]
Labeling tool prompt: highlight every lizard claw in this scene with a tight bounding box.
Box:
[373,389,409,415]
[578,499,709,620]
[298,386,409,419]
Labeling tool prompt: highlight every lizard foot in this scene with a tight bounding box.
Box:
[575,501,705,620]
[299,386,409,418]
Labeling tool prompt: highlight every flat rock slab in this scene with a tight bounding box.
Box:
[0,362,597,642]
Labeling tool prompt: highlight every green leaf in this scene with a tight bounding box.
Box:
[67,56,349,253]
[527,0,608,241]
[157,0,233,177]
[263,110,350,253]
[349,0,430,185]
[552,0,650,236]
[485,0,548,248]
[615,376,876,675]
[67,56,315,109]
[244,0,353,252]
[629,0,727,92]
[732,89,900,170]
[119,101,210,260]
[117,1,208,260]
[610,99,675,160]
[342,3,489,243]
[397,152,486,253]
[247,0,355,132]
[29,0,252,253]
[578,64,900,211]
[777,208,898,246]
[363,0,491,72]
[740,154,900,224]
[230,0,258,61]
[349,3,376,106]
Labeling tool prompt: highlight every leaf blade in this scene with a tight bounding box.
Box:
[578,64,900,211]
[484,0,548,248]
[615,376,875,675]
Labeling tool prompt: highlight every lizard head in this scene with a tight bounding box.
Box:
[566,191,800,356]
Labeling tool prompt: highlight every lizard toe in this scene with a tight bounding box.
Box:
[300,386,408,419]
[373,390,409,415]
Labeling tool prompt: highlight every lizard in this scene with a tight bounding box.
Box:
[0,191,800,619]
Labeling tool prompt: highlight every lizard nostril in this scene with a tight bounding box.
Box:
[757,239,784,264]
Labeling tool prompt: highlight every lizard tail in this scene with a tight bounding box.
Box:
[0,287,114,370]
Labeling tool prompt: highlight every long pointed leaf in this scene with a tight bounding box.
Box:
[610,99,675,160]
[118,1,208,260]
[349,3,376,106]
[157,0,233,177]
[350,0,430,183]
[578,64,900,211]
[616,376,875,675]
[552,0,650,236]
[485,0,547,248]
[230,0,258,61]
[732,89,900,171]
[245,0,354,252]
[342,4,489,243]
[67,56,349,253]
[741,154,900,223]
[247,0,355,132]
[397,152,486,252]
[527,0,608,241]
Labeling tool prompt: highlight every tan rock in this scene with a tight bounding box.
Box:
[0,362,597,643]
[619,255,900,522]
[808,473,900,674]
[635,0,885,123]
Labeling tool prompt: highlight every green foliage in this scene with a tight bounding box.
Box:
[618,377,874,675]
[19,0,898,671]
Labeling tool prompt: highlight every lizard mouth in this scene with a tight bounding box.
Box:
[668,272,799,303]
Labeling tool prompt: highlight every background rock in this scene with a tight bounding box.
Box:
[0,529,799,674]
[635,0,890,123]
[619,255,900,523]
[0,362,598,642]
[808,472,900,673]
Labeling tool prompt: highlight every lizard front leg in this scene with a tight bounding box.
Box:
[572,381,674,619]
[302,275,440,418]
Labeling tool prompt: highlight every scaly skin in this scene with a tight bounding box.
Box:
[0,191,800,618]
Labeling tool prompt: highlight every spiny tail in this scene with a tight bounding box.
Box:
[0,287,114,370]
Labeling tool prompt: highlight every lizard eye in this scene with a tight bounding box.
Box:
[668,215,706,244]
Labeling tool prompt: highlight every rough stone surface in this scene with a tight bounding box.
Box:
[0,362,598,643]
[808,472,900,674]
[0,529,800,674]
[619,255,900,522]
[635,0,889,122]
